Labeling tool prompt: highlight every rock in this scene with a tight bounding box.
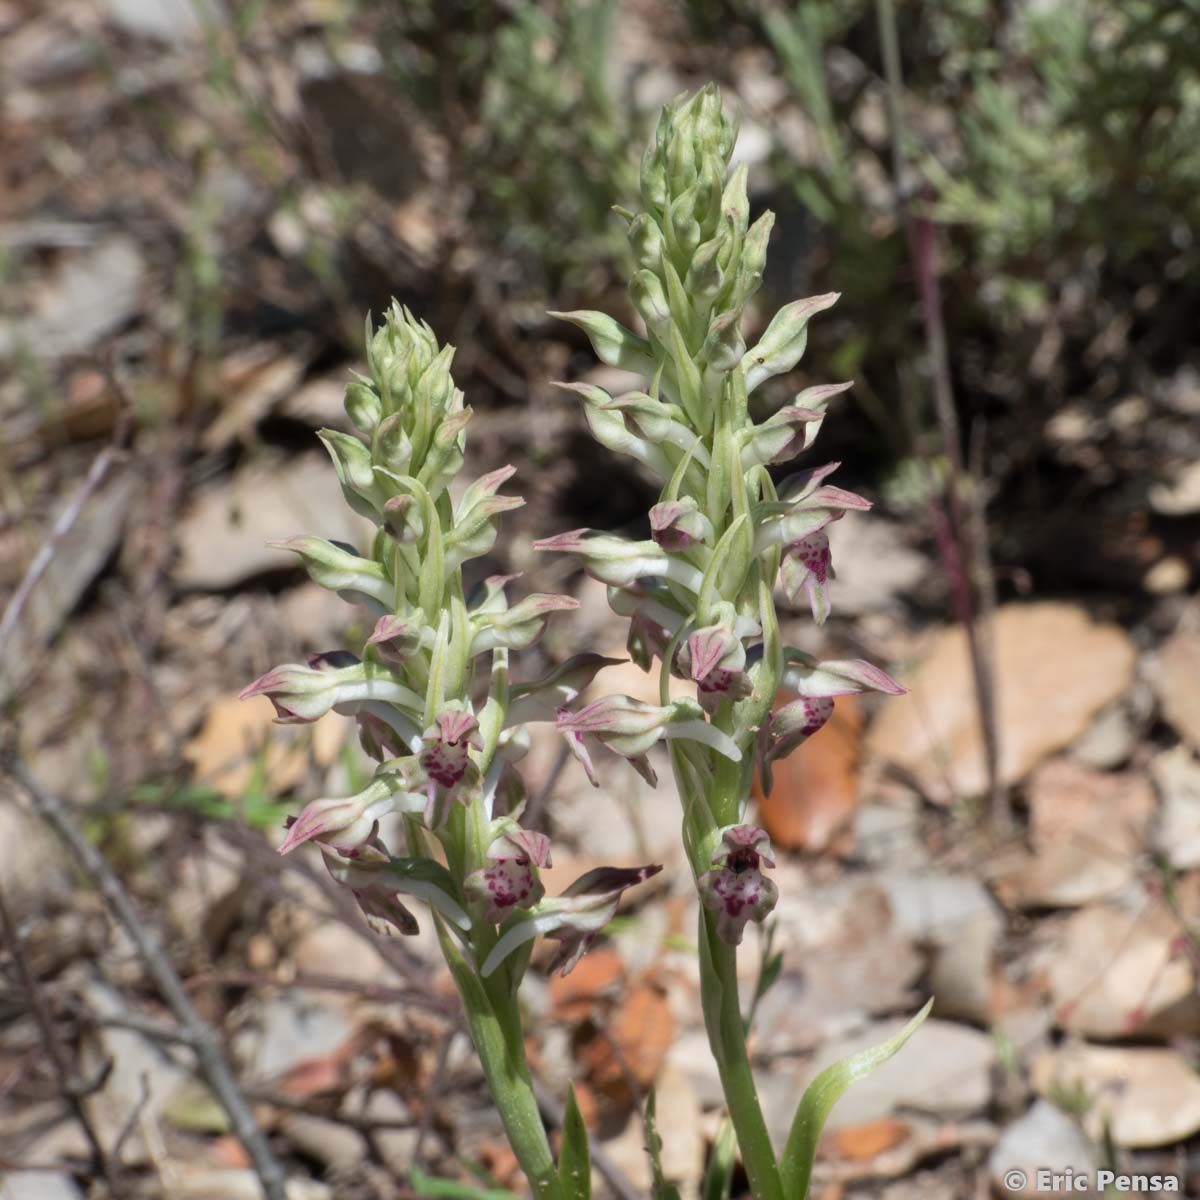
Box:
[993,759,1153,908]
[1143,555,1192,594]
[767,1018,993,1145]
[276,583,353,650]
[203,353,309,449]
[1047,904,1200,1038]
[665,1031,724,1110]
[879,872,1000,942]
[598,1109,654,1196]
[878,873,1003,1025]
[162,1168,329,1199]
[173,454,371,590]
[167,824,249,949]
[292,920,396,993]
[0,1173,84,1200]
[753,693,863,855]
[279,1113,366,1172]
[823,518,928,614]
[852,797,929,870]
[875,1168,971,1200]
[549,753,683,868]
[1149,459,1200,516]
[184,694,345,797]
[1153,632,1200,752]
[818,1116,997,1187]
[651,1064,705,1196]
[235,994,355,1083]
[279,374,356,429]
[868,603,1137,801]
[0,237,144,360]
[1153,746,1200,869]
[356,1091,418,1177]
[1070,703,1135,769]
[756,879,924,1047]
[78,982,191,1158]
[988,1100,1097,1199]
[0,471,138,703]
[1032,1043,1200,1148]
[0,797,70,916]
[99,0,226,44]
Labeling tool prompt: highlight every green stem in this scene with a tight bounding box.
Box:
[437,920,563,1199]
[699,912,783,1200]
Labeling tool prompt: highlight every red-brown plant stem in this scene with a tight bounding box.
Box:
[876,0,1005,827]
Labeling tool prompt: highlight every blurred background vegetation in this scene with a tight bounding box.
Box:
[6,0,1198,596]
[4,3,1200,1196]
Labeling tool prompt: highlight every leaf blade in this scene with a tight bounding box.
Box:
[778,998,933,1197]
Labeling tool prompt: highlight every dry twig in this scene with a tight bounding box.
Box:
[0,419,128,663]
[3,749,289,1200]
[0,884,120,1192]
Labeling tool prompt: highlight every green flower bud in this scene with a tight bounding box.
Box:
[319,428,385,520]
[631,269,672,340]
[685,236,724,309]
[740,212,778,303]
[268,535,392,607]
[374,412,413,475]
[628,213,667,270]
[345,378,382,435]
[702,311,747,375]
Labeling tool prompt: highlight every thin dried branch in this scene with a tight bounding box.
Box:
[0,884,120,1192]
[0,426,127,662]
[3,749,289,1200]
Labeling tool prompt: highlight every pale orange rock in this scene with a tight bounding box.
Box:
[1046,903,1200,1038]
[991,758,1154,907]
[549,946,625,1021]
[575,977,676,1105]
[828,1118,912,1161]
[754,692,863,854]
[1033,1043,1200,1147]
[1153,631,1200,751]
[867,603,1136,801]
[184,694,344,796]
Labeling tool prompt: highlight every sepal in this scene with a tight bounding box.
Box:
[780,654,906,698]
[742,293,840,394]
[240,653,424,724]
[549,310,656,375]
[318,428,386,520]
[469,591,579,656]
[505,653,623,727]
[322,843,472,937]
[480,864,663,978]
[534,529,703,592]
[366,612,428,663]
[278,778,396,856]
[268,535,392,608]
[649,497,713,551]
